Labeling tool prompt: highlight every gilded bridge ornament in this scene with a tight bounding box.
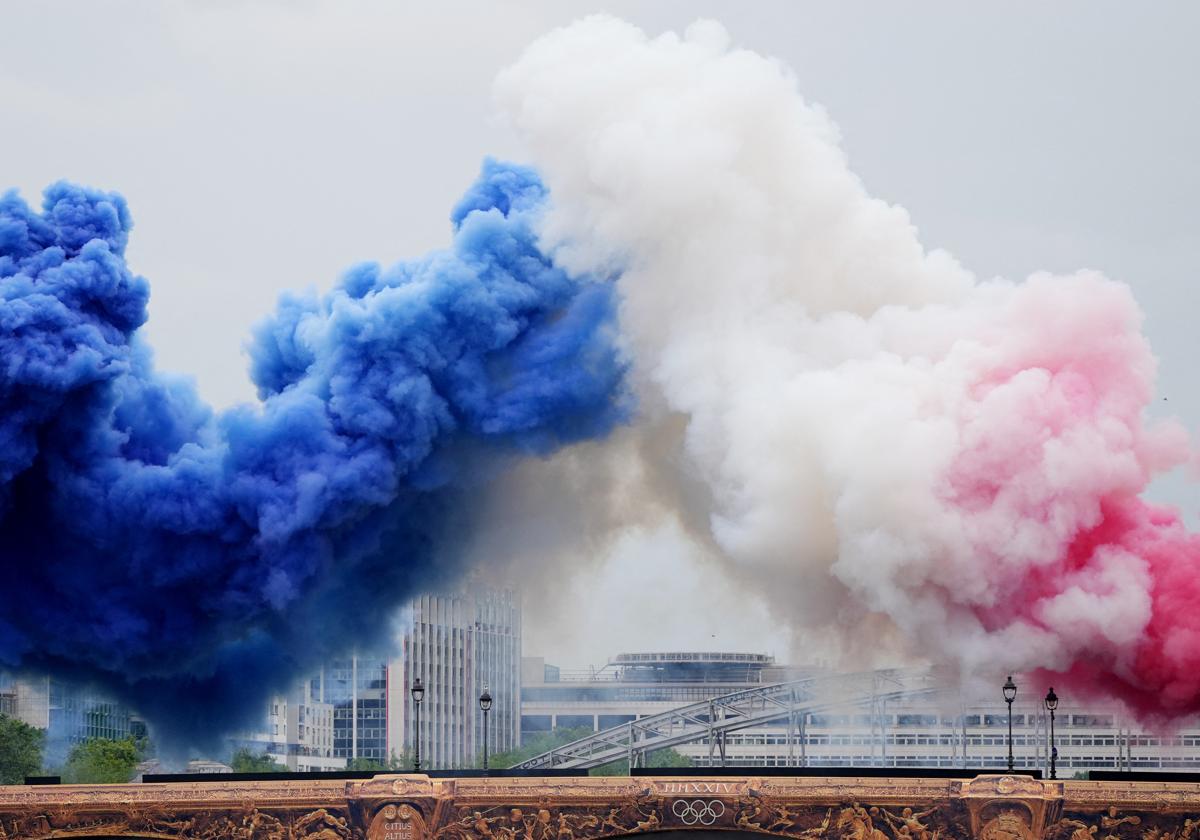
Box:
[370,803,426,840]
[980,811,1036,840]
[0,775,1196,840]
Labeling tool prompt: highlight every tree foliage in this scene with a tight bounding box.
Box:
[346,757,386,771]
[62,737,140,784]
[488,727,593,770]
[592,747,692,776]
[0,714,44,784]
[646,747,693,768]
[230,747,287,773]
[346,751,413,772]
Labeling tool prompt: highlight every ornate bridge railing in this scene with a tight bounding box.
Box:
[2,772,1199,840]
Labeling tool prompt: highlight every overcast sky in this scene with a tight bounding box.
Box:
[4,1,1198,667]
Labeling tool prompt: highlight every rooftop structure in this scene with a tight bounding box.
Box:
[610,651,779,683]
[520,651,802,743]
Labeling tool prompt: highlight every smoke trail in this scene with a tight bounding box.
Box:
[0,160,625,749]
[496,17,1199,721]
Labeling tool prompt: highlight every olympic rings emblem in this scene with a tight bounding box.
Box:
[672,799,726,826]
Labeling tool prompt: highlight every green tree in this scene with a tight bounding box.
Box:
[591,747,692,776]
[348,750,417,772]
[647,747,692,768]
[61,737,140,783]
[0,714,45,784]
[346,756,386,771]
[390,749,416,771]
[230,747,287,773]
[487,727,594,770]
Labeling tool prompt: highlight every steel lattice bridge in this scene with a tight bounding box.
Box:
[516,668,943,770]
[2,770,1199,840]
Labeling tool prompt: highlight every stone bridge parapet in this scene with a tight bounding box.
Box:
[0,773,1197,840]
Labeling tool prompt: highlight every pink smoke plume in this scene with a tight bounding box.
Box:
[942,275,1200,719]
[495,16,1200,721]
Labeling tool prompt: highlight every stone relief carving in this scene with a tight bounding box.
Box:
[979,810,1035,840]
[1050,807,1200,840]
[0,803,363,839]
[0,774,1195,840]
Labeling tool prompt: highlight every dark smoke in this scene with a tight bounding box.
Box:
[0,159,626,751]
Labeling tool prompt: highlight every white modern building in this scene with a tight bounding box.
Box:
[521,653,1200,775]
[275,586,522,769]
[246,676,346,772]
[520,652,792,741]
[389,587,522,768]
[694,695,1191,773]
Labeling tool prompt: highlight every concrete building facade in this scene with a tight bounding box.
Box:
[389,587,521,768]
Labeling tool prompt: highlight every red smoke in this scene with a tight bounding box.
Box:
[949,291,1200,721]
[1046,499,1200,721]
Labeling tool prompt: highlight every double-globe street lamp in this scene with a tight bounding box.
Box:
[480,687,493,772]
[412,677,425,772]
[1045,686,1059,780]
[1003,675,1017,772]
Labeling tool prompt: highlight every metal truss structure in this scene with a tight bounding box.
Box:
[515,668,944,770]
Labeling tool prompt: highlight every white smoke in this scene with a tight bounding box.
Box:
[493,17,1190,680]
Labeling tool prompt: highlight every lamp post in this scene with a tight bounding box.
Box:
[1003,675,1017,772]
[411,676,425,772]
[479,687,493,772]
[1044,687,1058,780]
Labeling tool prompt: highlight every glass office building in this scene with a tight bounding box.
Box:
[322,656,391,763]
[1,674,141,763]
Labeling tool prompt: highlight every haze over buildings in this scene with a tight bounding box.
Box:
[0,675,143,765]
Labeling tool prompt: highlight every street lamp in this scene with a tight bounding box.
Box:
[1044,687,1059,780]
[411,677,425,772]
[479,687,493,772]
[1003,675,1017,772]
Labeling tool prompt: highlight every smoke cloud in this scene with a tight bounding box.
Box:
[495,17,1200,721]
[0,161,625,749]
[5,13,1199,747]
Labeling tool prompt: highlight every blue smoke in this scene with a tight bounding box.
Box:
[0,160,625,750]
